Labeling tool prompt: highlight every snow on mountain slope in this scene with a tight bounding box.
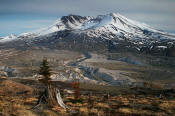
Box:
[0,13,175,43]
[0,19,65,43]
[76,13,155,33]
[0,34,17,43]
[35,19,66,36]
[79,13,175,39]
[18,19,66,39]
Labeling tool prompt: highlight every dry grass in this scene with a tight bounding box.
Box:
[0,78,175,116]
[0,79,34,95]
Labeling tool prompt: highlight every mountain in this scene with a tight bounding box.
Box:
[0,13,175,56]
[0,34,17,42]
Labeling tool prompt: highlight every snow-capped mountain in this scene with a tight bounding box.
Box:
[0,13,175,56]
[0,34,17,42]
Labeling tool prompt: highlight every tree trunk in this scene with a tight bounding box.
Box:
[55,88,70,110]
[33,85,70,110]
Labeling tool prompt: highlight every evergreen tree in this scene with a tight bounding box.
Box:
[39,58,51,85]
[33,58,70,110]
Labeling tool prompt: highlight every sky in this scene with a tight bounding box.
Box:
[0,0,175,37]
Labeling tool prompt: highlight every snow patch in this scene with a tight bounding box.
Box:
[0,34,17,43]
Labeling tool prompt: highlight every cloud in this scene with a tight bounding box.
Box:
[0,0,175,36]
[0,0,175,15]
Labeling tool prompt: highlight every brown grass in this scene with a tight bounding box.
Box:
[0,80,33,95]
[0,79,175,116]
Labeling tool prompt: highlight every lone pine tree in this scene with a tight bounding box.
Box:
[39,58,51,85]
[33,58,70,110]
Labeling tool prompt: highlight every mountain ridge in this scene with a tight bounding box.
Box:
[1,13,175,41]
[0,13,175,56]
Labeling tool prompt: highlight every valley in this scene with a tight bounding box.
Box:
[0,48,175,88]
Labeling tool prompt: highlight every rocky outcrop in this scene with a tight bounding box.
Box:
[0,66,17,77]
